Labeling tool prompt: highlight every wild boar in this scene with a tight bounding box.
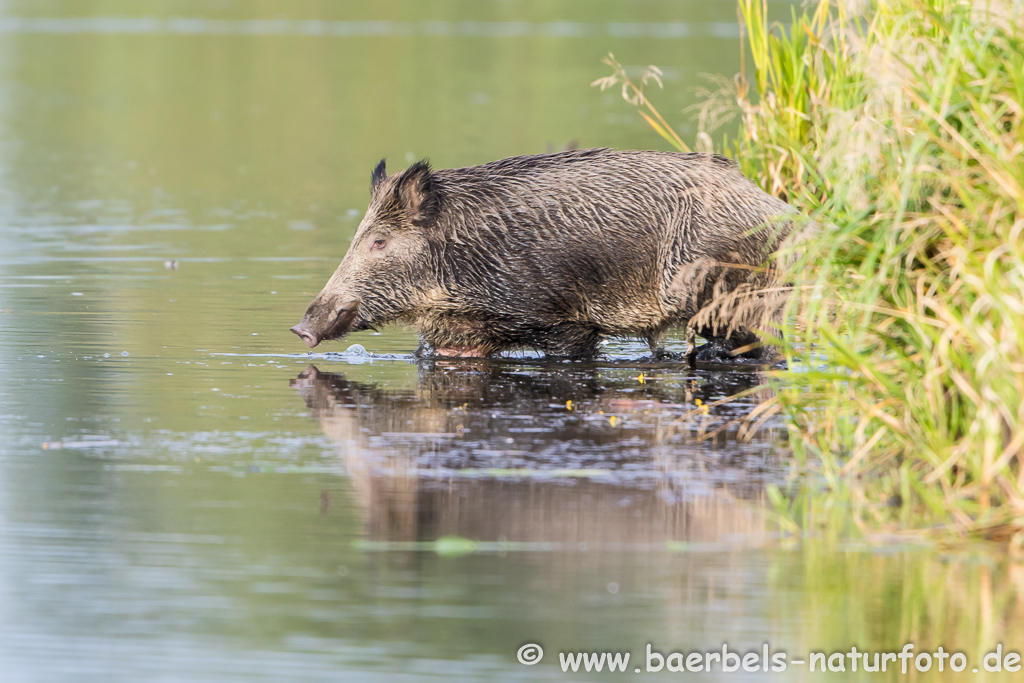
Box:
[290,148,794,361]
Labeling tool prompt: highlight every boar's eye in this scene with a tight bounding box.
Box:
[370,238,386,251]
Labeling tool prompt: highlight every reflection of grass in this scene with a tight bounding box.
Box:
[599,0,1024,543]
[764,531,1024,672]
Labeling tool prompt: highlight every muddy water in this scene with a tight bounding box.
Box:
[0,1,1022,681]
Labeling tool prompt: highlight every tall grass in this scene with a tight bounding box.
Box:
[598,0,1024,544]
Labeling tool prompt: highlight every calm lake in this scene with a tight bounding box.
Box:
[0,0,1021,680]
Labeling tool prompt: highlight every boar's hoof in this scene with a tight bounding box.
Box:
[646,348,688,363]
[413,340,492,359]
[433,347,492,358]
[693,339,779,363]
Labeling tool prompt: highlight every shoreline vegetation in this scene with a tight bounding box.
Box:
[597,0,1024,547]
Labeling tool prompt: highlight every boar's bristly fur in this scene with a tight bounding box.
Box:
[291,148,796,360]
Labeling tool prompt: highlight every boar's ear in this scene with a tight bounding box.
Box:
[370,159,387,194]
[395,160,439,227]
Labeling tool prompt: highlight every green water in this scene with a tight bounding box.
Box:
[0,1,1021,680]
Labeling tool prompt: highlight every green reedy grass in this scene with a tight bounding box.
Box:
[599,0,1024,545]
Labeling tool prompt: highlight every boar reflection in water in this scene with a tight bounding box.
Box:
[292,364,776,545]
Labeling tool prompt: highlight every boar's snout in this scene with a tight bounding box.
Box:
[290,320,320,349]
[290,300,362,349]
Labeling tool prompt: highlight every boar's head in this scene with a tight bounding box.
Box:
[290,160,440,349]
